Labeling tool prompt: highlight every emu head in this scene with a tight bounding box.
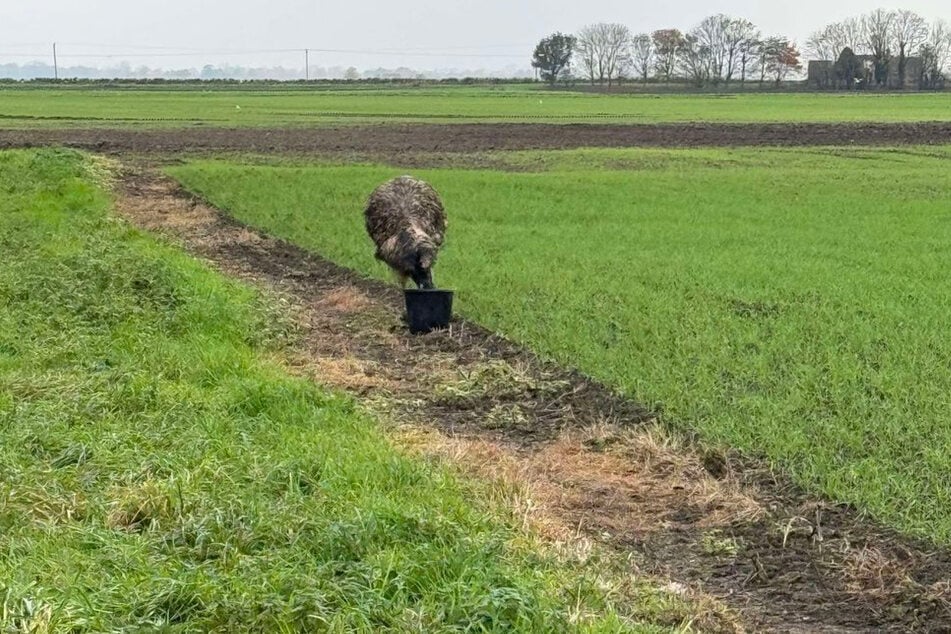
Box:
[410,243,436,289]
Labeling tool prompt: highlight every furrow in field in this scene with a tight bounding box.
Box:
[2,121,951,154]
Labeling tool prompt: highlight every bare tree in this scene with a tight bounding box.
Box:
[678,34,711,86]
[808,17,867,62]
[862,9,896,86]
[758,44,768,84]
[603,24,633,85]
[678,14,759,86]
[738,36,762,84]
[630,33,654,82]
[723,17,758,85]
[652,29,685,82]
[838,17,867,54]
[920,19,951,89]
[935,20,951,76]
[893,10,928,88]
[576,23,632,86]
[682,14,758,86]
[691,15,729,84]
[575,26,600,85]
[806,26,834,61]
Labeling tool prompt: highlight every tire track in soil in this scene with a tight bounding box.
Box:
[116,167,951,633]
[3,121,951,154]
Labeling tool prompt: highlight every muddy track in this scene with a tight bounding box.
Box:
[116,167,951,633]
[4,121,951,154]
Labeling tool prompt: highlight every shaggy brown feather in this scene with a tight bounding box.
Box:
[364,175,447,288]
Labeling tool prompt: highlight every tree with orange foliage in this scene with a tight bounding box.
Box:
[764,38,802,86]
[651,29,685,82]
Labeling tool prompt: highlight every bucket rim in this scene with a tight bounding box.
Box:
[404,288,454,295]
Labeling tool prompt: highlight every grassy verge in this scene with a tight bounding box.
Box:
[168,146,951,542]
[0,148,687,632]
[1,86,951,127]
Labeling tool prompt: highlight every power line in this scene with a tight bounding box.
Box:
[58,42,231,51]
[57,41,531,53]
[306,47,524,58]
[54,49,523,59]
[5,42,527,60]
[0,42,530,74]
[361,44,531,51]
[58,51,296,59]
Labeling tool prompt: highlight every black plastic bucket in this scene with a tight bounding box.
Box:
[404,289,454,334]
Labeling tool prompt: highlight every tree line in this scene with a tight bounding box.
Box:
[532,10,951,89]
[806,10,951,89]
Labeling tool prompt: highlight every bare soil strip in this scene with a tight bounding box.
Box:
[3,121,951,154]
[115,167,951,633]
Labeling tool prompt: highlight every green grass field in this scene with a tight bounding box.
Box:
[0,148,687,632]
[169,146,951,543]
[2,84,951,126]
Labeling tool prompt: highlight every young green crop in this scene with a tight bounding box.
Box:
[169,146,951,542]
[0,148,684,632]
[2,84,951,127]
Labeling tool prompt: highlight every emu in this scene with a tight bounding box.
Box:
[364,175,446,289]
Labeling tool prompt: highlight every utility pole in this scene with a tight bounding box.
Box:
[305,48,309,80]
[53,42,58,80]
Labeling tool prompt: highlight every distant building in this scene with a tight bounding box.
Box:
[807,60,837,89]
[807,55,922,89]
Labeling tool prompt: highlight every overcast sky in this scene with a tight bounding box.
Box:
[3,1,950,72]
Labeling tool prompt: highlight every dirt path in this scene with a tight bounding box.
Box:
[4,121,951,155]
[117,168,951,633]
